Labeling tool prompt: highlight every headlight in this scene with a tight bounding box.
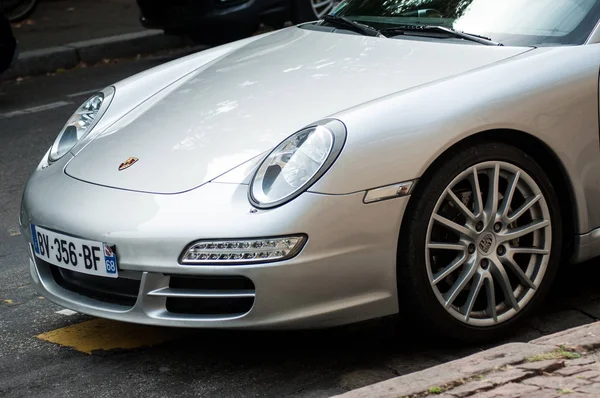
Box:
[249,119,346,208]
[49,87,114,161]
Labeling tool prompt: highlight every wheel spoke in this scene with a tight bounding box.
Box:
[432,253,467,285]
[313,0,331,8]
[501,219,549,242]
[498,171,520,219]
[321,3,335,15]
[463,272,484,322]
[432,214,473,238]
[447,189,477,221]
[471,166,484,218]
[485,163,501,217]
[490,260,519,311]
[427,242,466,251]
[500,255,536,290]
[507,194,542,223]
[510,247,549,255]
[485,276,498,322]
[313,0,334,17]
[443,259,478,308]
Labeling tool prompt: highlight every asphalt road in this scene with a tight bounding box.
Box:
[2,52,600,398]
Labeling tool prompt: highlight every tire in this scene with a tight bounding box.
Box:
[0,13,16,73]
[264,19,286,30]
[398,141,562,342]
[291,0,337,24]
[3,0,37,23]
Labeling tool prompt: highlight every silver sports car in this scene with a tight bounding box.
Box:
[20,0,600,341]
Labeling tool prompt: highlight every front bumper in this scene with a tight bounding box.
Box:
[21,163,408,329]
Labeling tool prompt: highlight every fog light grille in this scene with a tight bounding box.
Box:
[180,235,307,265]
[149,275,255,316]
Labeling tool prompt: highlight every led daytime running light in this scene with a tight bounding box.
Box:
[181,236,307,264]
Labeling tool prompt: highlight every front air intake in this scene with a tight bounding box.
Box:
[148,275,255,316]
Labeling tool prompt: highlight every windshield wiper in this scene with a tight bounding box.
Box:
[381,25,503,46]
[322,15,383,38]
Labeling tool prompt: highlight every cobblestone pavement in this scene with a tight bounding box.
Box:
[432,350,600,397]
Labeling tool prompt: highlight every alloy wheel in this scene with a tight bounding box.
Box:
[425,161,551,327]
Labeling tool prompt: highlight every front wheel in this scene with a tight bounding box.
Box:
[398,142,562,342]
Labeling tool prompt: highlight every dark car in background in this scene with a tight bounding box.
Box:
[0,12,17,74]
[136,0,338,43]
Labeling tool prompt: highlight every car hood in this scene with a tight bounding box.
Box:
[66,26,530,194]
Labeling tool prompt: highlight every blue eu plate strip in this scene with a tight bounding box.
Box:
[30,224,40,255]
[103,243,117,275]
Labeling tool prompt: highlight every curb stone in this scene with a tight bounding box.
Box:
[331,321,600,398]
[531,321,600,349]
[2,30,190,81]
[330,343,550,398]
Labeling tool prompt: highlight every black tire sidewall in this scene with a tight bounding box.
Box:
[188,22,259,45]
[291,0,318,24]
[4,0,37,23]
[398,142,563,342]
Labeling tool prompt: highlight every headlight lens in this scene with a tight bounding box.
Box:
[49,87,114,161]
[249,120,346,208]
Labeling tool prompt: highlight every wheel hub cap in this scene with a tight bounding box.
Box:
[477,233,496,255]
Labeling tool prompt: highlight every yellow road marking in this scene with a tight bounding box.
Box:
[36,319,189,354]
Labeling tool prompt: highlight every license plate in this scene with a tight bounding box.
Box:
[31,225,118,278]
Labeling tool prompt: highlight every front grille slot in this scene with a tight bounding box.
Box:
[49,264,140,307]
[170,275,254,291]
[166,297,255,315]
[153,275,255,316]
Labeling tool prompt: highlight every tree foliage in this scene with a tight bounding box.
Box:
[353,0,474,18]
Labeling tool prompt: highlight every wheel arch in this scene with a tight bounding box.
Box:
[401,128,578,262]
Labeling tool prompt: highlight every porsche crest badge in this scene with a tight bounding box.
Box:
[118,157,138,171]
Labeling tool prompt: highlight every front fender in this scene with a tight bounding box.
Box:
[313,45,600,234]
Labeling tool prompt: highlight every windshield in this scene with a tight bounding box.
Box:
[329,0,600,46]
